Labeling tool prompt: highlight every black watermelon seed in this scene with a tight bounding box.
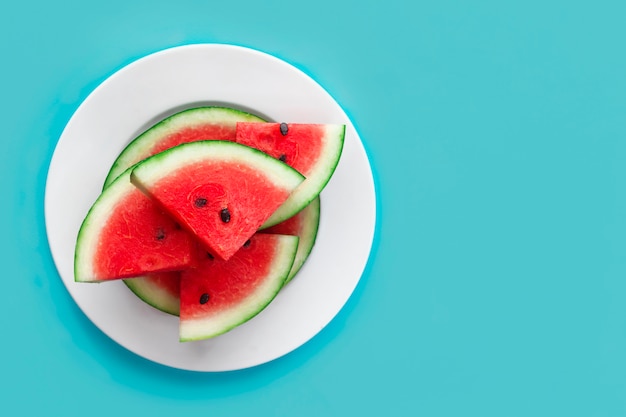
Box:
[199,293,210,304]
[155,228,166,240]
[243,239,251,248]
[220,208,231,223]
[278,154,287,162]
[206,252,214,260]
[194,197,207,208]
[174,222,182,230]
[280,122,288,136]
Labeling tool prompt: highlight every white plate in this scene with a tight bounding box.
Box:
[45,44,376,372]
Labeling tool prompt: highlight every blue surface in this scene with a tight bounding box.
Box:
[3,0,626,415]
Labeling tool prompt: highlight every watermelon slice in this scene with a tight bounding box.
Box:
[103,106,265,188]
[99,106,322,315]
[235,122,344,227]
[180,234,298,341]
[130,140,305,260]
[123,196,320,316]
[100,106,264,312]
[73,107,342,341]
[102,106,342,229]
[74,169,195,282]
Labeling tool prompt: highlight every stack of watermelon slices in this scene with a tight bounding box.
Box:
[74,107,345,342]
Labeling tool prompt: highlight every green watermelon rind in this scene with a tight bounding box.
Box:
[124,275,180,316]
[103,106,265,188]
[180,234,299,342]
[260,124,345,229]
[74,168,139,282]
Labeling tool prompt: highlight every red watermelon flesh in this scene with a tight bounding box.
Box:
[235,122,324,177]
[130,140,305,261]
[122,196,319,316]
[179,233,298,341]
[234,122,344,228]
[143,162,292,260]
[74,169,195,282]
[94,192,192,279]
[150,125,234,155]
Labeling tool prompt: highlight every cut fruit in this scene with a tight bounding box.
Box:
[179,234,298,341]
[100,106,266,309]
[74,107,341,341]
[122,197,320,316]
[74,169,195,282]
[104,106,265,187]
[130,140,305,260]
[262,196,320,283]
[235,122,344,227]
[98,107,323,314]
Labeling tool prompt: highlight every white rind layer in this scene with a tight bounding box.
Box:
[179,235,299,341]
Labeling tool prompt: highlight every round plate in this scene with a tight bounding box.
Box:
[44,44,376,372]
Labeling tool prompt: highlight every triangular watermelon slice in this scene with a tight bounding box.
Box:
[74,169,195,282]
[235,122,344,227]
[104,106,265,188]
[130,140,305,261]
[97,107,322,315]
[123,196,320,316]
[179,234,298,341]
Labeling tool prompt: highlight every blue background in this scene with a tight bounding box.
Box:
[3,0,626,415]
